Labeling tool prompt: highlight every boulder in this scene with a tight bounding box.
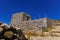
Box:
[0,23,28,40]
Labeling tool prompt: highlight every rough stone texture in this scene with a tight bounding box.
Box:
[30,36,60,40]
[0,23,28,40]
[11,12,48,31]
[11,12,60,31]
[11,12,60,40]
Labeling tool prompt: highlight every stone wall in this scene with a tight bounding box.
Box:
[11,18,48,31]
[11,12,51,31]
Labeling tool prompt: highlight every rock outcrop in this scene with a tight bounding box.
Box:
[0,23,28,40]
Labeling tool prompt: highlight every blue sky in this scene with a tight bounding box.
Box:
[0,0,60,24]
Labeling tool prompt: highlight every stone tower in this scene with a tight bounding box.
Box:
[11,12,31,27]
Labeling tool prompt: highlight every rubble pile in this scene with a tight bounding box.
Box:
[0,23,28,40]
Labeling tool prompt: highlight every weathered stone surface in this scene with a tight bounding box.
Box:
[30,36,60,40]
[11,12,60,31]
[0,23,28,40]
[11,12,60,40]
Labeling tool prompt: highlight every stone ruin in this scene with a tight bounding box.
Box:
[10,12,60,40]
